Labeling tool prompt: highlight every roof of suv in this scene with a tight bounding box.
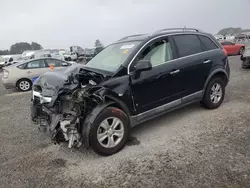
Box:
[115,28,215,44]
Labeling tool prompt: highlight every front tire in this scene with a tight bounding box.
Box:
[89,107,129,156]
[17,79,32,92]
[202,77,225,109]
[239,47,245,55]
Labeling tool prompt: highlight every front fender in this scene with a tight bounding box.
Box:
[81,102,115,148]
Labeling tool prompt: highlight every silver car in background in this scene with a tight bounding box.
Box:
[2,57,76,91]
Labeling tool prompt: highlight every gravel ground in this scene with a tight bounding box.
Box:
[0,56,250,188]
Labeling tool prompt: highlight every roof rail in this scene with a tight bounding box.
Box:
[153,28,200,35]
[118,34,146,41]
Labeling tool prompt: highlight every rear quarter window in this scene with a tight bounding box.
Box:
[198,35,219,51]
[173,34,203,58]
[17,63,27,69]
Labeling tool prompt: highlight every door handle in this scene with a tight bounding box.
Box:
[203,60,211,64]
[170,69,180,75]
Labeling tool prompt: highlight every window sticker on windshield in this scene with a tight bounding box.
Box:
[123,49,129,54]
[120,44,135,49]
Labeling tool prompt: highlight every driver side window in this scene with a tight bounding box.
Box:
[137,39,173,68]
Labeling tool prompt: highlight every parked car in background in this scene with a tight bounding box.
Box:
[0,56,5,69]
[21,50,36,60]
[63,51,78,61]
[2,57,76,91]
[241,48,250,69]
[220,41,245,56]
[70,46,85,57]
[32,50,52,59]
[51,53,65,60]
[31,28,230,156]
[3,54,22,67]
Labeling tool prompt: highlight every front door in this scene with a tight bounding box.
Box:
[25,59,49,80]
[130,37,185,114]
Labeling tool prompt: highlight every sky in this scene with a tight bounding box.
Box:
[0,0,249,50]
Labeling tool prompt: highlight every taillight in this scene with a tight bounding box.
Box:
[222,48,227,56]
[3,69,9,78]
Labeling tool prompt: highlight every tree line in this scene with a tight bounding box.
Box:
[0,39,104,56]
[0,42,43,55]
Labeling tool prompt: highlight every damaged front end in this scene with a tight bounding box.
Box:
[31,64,109,148]
[241,49,250,69]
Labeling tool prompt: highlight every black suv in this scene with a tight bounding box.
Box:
[31,28,230,156]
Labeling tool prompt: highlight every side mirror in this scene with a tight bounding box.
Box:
[62,62,68,66]
[134,60,152,72]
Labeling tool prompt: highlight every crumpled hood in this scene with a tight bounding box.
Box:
[34,70,78,97]
[33,67,80,107]
[33,64,111,106]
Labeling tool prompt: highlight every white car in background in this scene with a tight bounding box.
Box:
[51,53,65,60]
[62,51,77,61]
[22,50,36,60]
[0,56,5,69]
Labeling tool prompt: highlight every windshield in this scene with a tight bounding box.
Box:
[85,41,140,72]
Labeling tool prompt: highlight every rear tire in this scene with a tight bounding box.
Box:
[17,79,32,92]
[202,77,225,109]
[89,107,129,156]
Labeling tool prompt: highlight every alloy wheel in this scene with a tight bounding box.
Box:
[97,117,124,148]
[240,48,245,55]
[19,80,30,91]
[210,83,222,104]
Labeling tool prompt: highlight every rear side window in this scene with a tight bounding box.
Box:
[46,59,64,67]
[26,60,47,69]
[17,63,26,69]
[173,35,202,57]
[198,35,218,51]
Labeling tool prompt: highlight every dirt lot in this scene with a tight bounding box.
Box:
[0,56,250,188]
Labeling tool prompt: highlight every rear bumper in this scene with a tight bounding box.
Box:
[2,76,16,89]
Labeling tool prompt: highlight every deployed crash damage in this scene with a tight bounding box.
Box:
[241,49,250,69]
[31,64,130,149]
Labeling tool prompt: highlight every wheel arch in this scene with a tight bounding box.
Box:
[203,69,228,95]
[104,95,131,116]
[16,77,32,87]
[81,98,130,148]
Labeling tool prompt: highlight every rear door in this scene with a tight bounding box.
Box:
[171,34,214,96]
